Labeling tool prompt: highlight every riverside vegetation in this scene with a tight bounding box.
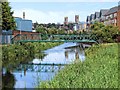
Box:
[2,42,62,89]
[2,42,62,70]
[39,43,119,88]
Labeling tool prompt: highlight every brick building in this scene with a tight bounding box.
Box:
[75,15,79,24]
[64,17,68,25]
[13,30,39,36]
[118,1,120,31]
[86,16,90,30]
[86,4,120,31]
[104,6,118,26]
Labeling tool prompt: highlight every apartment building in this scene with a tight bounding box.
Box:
[86,16,90,30]
[86,14,95,30]
[64,17,68,25]
[118,2,120,30]
[99,9,109,22]
[90,14,95,24]
[79,22,87,31]
[86,4,120,31]
[104,6,118,26]
[75,15,79,24]
[94,12,100,22]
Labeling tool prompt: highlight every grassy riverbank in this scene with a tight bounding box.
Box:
[39,43,119,88]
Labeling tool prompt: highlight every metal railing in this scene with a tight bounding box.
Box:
[11,34,97,44]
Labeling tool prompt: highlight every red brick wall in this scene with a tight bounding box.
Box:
[117,10,120,31]
[13,30,40,36]
[12,30,41,41]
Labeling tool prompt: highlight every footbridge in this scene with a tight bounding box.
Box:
[11,34,97,44]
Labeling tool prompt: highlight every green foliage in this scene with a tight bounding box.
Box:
[57,29,66,34]
[91,22,120,43]
[0,2,2,27]
[39,43,118,88]
[36,25,66,35]
[2,42,62,69]
[36,25,47,34]
[1,2,16,30]
[47,27,58,34]
[2,71,16,89]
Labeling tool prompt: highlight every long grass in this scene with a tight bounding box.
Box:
[39,43,119,88]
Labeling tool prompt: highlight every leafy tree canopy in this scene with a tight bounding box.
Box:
[1,1,16,30]
[90,22,120,43]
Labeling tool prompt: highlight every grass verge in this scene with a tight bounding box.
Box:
[39,43,119,88]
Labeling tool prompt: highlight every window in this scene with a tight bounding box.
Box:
[110,14,112,18]
[114,19,117,23]
[114,13,117,17]
[106,16,109,19]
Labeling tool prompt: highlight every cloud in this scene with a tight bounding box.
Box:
[13,9,85,24]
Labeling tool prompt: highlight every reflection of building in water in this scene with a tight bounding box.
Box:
[74,51,79,63]
[65,50,70,63]
[24,67,26,76]
[75,51,79,60]
[65,50,68,59]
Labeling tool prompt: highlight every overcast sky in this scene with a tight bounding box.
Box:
[9,0,119,24]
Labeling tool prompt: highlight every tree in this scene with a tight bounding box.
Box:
[91,22,120,43]
[2,70,16,89]
[33,21,39,29]
[0,2,2,34]
[36,25,47,34]
[47,27,57,34]
[1,1,16,31]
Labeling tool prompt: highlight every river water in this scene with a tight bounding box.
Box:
[3,42,86,88]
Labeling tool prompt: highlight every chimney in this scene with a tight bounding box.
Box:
[23,12,25,19]
[64,17,68,25]
[75,15,79,24]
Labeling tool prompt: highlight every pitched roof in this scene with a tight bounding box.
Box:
[94,12,100,19]
[99,9,109,17]
[105,6,118,15]
[86,16,90,21]
[90,14,95,20]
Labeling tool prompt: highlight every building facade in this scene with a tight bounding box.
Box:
[79,22,87,31]
[0,30,13,44]
[99,9,109,22]
[94,12,100,22]
[104,6,118,26]
[15,17,32,32]
[118,1,120,30]
[64,17,68,25]
[90,14,95,24]
[86,16,91,31]
[86,4,120,31]
[75,15,79,24]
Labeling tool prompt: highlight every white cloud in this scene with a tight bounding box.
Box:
[13,9,85,24]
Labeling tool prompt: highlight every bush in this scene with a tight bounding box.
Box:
[2,42,62,70]
[90,22,120,43]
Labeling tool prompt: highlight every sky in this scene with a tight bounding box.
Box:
[9,0,119,24]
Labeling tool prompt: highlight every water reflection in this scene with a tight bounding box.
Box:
[2,70,16,89]
[40,43,85,64]
[2,42,86,88]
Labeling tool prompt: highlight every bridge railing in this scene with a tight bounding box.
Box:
[11,34,98,43]
[15,63,66,72]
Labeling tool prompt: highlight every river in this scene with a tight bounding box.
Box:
[3,42,86,88]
